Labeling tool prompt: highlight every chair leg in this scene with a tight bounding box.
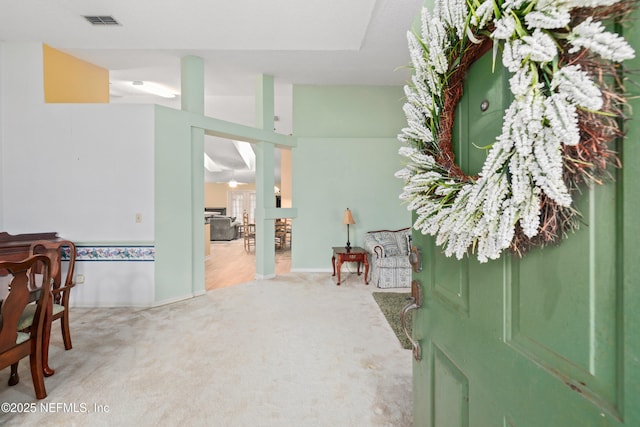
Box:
[61,312,73,350]
[8,362,20,386]
[42,304,55,377]
[29,351,47,399]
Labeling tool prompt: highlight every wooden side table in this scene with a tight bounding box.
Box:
[331,246,369,286]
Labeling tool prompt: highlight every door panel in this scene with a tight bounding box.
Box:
[411,25,637,426]
[507,183,621,413]
[454,52,504,178]
[432,255,469,315]
[433,345,469,427]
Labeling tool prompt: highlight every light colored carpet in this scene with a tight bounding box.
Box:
[0,272,412,426]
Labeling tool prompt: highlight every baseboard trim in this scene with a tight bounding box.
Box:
[72,302,155,308]
[153,293,199,307]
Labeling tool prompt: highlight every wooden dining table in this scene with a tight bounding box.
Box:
[0,231,63,377]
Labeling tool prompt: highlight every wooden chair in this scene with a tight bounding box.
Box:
[275,219,290,250]
[29,240,77,351]
[0,254,51,399]
[243,211,255,252]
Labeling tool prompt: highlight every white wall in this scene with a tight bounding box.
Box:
[2,104,155,239]
[71,262,155,307]
[0,42,156,306]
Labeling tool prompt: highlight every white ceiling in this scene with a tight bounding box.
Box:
[0,0,422,183]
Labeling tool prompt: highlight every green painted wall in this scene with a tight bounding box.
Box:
[291,85,411,271]
[154,106,200,303]
[293,85,405,138]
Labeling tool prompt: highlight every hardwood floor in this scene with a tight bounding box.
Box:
[205,239,291,290]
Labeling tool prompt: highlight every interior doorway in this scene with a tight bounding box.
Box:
[204,185,292,291]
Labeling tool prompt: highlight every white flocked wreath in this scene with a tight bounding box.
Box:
[396,0,636,262]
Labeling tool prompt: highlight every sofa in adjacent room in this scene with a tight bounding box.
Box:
[210,216,241,241]
[363,228,412,289]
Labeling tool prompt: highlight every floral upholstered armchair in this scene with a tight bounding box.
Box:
[363,228,412,289]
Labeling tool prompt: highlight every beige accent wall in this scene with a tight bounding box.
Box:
[204,182,256,210]
[43,44,109,103]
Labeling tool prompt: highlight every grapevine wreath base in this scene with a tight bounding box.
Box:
[396,0,636,262]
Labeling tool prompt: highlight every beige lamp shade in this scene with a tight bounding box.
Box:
[343,208,355,225]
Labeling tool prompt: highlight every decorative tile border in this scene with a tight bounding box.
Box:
[63,246,155,261]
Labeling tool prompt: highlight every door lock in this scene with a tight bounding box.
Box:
[407,236,422,272]
[409,246,422,272]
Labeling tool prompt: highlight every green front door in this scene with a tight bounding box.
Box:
[410,24,640,427]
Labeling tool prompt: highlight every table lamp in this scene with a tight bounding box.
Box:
[342,208,355,251]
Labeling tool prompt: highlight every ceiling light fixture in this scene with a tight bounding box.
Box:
[131,81,177,99]
[228,179,239,188]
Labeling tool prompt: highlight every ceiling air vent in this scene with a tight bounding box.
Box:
[83,16,120,26]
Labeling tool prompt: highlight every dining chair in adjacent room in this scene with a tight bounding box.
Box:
[243,211,256,252]
[275,218,290,250]
[0,254,52,399]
